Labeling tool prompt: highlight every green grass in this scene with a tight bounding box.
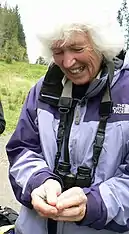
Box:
[0,61,47,135]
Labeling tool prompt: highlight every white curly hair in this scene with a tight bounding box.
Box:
[35,0,125,63]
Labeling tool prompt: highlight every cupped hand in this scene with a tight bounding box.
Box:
[31,179,62,218]
[53,187,87,222]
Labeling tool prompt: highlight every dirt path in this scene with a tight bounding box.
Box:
[0,134,20,212]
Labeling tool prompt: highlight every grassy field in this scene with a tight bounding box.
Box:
[0,61,47,135]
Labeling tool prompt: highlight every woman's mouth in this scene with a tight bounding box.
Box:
[68,66,85,74]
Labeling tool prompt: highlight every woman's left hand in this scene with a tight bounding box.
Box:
[51,187,87,222]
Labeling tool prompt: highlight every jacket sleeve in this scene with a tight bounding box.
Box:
[0,100,6,134]
[77,158,129,233]
[6,82,62,209]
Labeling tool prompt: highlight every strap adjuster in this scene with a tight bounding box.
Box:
[94,132,105,148]
[58,97,73,109]
[99,101,113,116]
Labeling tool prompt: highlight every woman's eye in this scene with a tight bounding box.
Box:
[53,50,63,55]
[73,48,84,52]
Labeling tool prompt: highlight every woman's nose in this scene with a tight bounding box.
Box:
[62,51,76,68]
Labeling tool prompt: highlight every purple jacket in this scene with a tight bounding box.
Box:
[6,52,129,234]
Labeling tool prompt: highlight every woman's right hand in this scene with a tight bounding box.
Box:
[31,179,62,218]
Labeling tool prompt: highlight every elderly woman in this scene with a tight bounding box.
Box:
[6,1,129,234]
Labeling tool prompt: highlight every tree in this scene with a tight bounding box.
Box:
[36,56,48,65]
[117,0,129,50]
[117,9,123,27]
[14,5,26,48]
[0,3,28,62]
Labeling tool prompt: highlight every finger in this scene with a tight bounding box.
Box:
[45,181,62,206]
[32,193,58,216]
[56,188,86,209]
[57,205,84,217]
[49,204,86,222]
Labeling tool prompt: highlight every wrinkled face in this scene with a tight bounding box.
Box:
[51,31,103,85]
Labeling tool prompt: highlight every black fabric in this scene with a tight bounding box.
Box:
[72,83,89,99]
[0,206,18,226]
[48,219,57,234]
[63,104,76,162]
[39,64,64,106]
[116,50,126,60]
[0,101,6,134]
[54,111,68,170]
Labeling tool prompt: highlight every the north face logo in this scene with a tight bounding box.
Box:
[113,104,129,114]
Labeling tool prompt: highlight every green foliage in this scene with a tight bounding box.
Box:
[14,5,26,48]
[36,56,48,65]
[0,61,47,134]
[0,3,27,62]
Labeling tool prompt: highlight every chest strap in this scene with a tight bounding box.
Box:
[54,79,73,170]
[48,61,114,234]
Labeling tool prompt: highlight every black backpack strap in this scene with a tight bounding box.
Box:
[92,61,114,179]
[54,106,70,171]
[48,80,73,234]
[54,79,73,171]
